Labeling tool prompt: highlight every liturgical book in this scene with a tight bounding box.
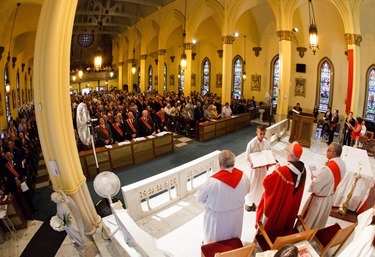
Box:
[249,150,276,168]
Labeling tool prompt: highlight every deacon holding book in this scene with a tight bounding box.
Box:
[300,142,346,229]
[245,124,271,212]
[198,150,250,243]
[256,141,306,233]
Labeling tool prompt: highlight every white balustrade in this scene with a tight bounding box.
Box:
[122,150,221,221]
[265,119,289,143]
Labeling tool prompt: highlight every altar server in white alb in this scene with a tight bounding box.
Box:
[198,150,250,243]
[301,142,346,228]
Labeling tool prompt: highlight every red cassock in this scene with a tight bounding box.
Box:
[256,165,306,233]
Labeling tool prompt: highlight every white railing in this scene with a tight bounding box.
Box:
[266,119,289,143]
[122,150,221,221]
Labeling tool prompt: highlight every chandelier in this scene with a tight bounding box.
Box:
[308,0,318,54]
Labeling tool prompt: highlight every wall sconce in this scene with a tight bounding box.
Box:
[78,69,83,79]
[131,62,136,75]
[28,67,31,75]
[22,63,25,72]
[180,52,187,70]
[0,46,4,61]
[296,47,307,58]
[5,83,11,95]
[252,47,262,57]
[155,59,158,65]
[170,56,175,63]
[72,75,76,82]
[217,50,223,58]
[110,71,114,78]
[12,57,17,68]
[192,53,196,61]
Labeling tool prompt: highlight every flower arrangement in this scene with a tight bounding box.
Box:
[50,213,72,232]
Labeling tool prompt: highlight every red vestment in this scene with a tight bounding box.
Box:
[256,164,306,233]
[211,168,243,189]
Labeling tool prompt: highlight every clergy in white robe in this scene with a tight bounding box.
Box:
[301,142,346,229]
[198,150,250,244]
[338,207,374,257]
[245,124,271,210]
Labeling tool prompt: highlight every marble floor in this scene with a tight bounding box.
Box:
[1,133,374,257]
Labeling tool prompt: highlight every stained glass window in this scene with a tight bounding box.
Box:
[4,65,11,120]
[16,69,21,109]
[179,67,185,93]
[365,66,375,122]
[271,56,280,107]
[163,63,167,92]
[202,58,210,95]
[148,65,153,91]
[232,56,243,99]
[317,59,334,112]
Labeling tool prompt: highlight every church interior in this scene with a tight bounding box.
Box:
[0,0,374,256]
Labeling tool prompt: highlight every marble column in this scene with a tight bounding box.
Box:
[34,0,100,238]
[158,49,166,93]
[140,54,147,92]
[221,35,235,105]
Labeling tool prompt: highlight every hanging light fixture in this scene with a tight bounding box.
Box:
[242,35,247,81]
[94,47,102,71]
[7,3,21,64]
[180,0,187,70]
[308,0,318,54]
[131,4,139,75]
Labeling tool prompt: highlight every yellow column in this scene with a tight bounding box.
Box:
[34,0,100,235]
[221,35,235,105]
[345,33,362,116]
[158,49,166,93]
[140,54,147,92]
[184,43,193,95]
[276,30,293,120]
[128,60,135,91]
[118,61,124,90]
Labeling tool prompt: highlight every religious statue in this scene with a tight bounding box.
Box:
[50,190,90,249]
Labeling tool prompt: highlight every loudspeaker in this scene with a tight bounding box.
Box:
[296,63,306,73]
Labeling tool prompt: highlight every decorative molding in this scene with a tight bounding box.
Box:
[140,54,147,60]
[221,35,236,44]
[155,59,158,65]
[158,49,166,55]
[276,30,293,41]
[184,43,194,50]
[296,47,307,58]
[192,53,196,61]
[344,33,362,46]
[12,57,17,68]
[170,56,175,63]
[118,61,124,66]
[252,47,262,57]
[217,50,223,58]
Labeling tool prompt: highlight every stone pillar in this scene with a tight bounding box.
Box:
[276,30,293,119]
[158,49,166,93]
[140,54,147,92]
[344,33,362,116]
[221,35,235,105]
[34,0,101,238]
[184,43,193,95]
[118,61,124,90]
[128,60,136,92]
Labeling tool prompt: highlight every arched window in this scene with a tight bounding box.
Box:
[4,65,11,121]
[16,69,21,109]
[232,55,243,99]
[270,55,280,107]
[316,58,334,112]
[364,65,375,122]
[201,58,210,95]
[163,63,167,92]
[179,66,184,93]
[148,65,153,91]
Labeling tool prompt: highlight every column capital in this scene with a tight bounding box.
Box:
[140,54,148,60]
[118,61,124,67]
[221,35,236,45]
[158,49,166,55]
[184,43,194,50]
[276,30,293,41]
[344,33,362,46]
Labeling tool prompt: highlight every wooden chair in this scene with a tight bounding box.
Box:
[214,243,255,257]
[366,131,374,139]
[313,222,357,257]
[201,238,244,257]
[254,216,318,251]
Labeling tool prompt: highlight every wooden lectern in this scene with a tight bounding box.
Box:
[289,113,315,147]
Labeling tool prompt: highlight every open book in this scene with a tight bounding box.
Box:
[249,150,276,168]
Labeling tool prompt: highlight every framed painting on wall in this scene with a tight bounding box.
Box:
[295,77,306,97]
[191,74,196,87]
[216,73,222,88]
[251,74,261,92]
[170,74,174,86]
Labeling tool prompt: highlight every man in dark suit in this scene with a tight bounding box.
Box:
[110,115,127,142]
[124,111,139,140]
[138,110,156,136]
[96,117,114,146]
[194,101,206,123]
[327,109,339,145]
[153,108,168,132]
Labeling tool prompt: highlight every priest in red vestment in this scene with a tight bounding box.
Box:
[198,150,250,243]
[256,141,306,233]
